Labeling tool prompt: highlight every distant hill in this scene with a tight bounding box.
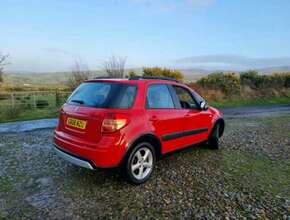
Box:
[4,70,106,86]
[256,66,290,74]
[3,66,290,86]
[179,66,290,80]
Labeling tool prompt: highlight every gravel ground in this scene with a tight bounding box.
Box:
[0,113,289,219]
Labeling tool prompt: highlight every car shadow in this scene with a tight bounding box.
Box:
[58,142,217,188]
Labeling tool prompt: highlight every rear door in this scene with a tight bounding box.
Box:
[145,83,186,153]
[171,85,212,147]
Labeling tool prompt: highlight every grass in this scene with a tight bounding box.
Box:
[0,94,289,123]
[219,150,290,197]
[0,108,59,123]
[0,176,13,194]
[0,91,69,123]
[209,95,290,108]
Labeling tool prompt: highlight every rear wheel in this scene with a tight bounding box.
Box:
[208,123,220,149]
[123,142,156,184]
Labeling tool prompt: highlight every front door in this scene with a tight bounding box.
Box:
[171,85,212,147]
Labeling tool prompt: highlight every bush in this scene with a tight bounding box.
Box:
[240,71,267,89]
[240,70,256,87]
[143,67,184,81]
[240,71,290,89]
[127,70,137,78]
[272,72,290,88]
[197,72,240,96]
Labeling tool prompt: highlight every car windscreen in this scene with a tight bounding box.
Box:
[67,82,137,109]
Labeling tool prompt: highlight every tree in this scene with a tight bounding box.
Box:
[67,60,91,90]
[0,53,9,83]
[143,67,184,81]
[103,55,126,78]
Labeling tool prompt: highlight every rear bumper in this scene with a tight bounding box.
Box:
[54,130,126,168]
[54,144,95,170]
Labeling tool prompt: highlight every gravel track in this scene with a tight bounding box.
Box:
[0,109,289,219]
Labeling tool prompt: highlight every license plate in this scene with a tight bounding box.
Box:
[67,117,87,130]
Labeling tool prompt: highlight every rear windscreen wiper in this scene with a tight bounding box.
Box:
[70,99,84,104]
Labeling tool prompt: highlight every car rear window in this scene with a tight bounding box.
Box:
[67,82,137,109]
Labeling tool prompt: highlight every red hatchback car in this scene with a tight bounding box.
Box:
[54,76,224,184]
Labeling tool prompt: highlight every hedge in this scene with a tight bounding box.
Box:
[197,72,240,96]
[197,71,290,96]
[240,71,290,89]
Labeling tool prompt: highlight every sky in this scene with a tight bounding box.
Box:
[1,0,290,72]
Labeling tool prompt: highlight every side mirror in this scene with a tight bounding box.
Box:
[200,101,208,110]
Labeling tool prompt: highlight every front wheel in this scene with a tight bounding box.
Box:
[123,142,156,184]
[207,124,220,149]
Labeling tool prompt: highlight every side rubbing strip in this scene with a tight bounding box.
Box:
[162,128,208,141]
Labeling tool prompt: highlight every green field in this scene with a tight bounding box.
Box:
[209,96,290,108]
[0,91,289,123]
[0,91,70,123]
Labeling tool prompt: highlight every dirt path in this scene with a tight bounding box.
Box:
[222,104,290,117]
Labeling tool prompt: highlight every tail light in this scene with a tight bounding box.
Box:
[101,113,129,133]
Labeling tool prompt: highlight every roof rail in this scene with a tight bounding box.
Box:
[94,76,116,79]
[129,76,180,83]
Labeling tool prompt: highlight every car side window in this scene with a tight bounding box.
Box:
[147,84,175,109]
[173,86,198,109]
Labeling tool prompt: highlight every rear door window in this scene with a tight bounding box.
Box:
[147,84,174,109]
[67,82,137,109]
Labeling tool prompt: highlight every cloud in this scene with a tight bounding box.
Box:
[174,54,290,68]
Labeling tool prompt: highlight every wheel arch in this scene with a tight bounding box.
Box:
[120,133,162,165]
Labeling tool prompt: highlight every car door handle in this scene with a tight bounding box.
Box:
[149,116,158,121]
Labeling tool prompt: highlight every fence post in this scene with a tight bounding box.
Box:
[33,93,37,109]
[55,90,58,107]
[11,93,15,108]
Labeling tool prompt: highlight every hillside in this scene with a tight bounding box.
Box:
[3,66,290,86]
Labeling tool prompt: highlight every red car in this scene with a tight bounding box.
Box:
[54,76,224,184]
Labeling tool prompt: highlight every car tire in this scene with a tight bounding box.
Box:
[122,142,156,185]
[207,123,220,150]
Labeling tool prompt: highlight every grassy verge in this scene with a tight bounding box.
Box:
[0,108,59,123]
[219,150,290,197]
[209,95,290,108]
[0,96,289,123]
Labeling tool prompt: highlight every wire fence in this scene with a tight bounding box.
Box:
[0,91,71,109]
[0,91,71,121]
